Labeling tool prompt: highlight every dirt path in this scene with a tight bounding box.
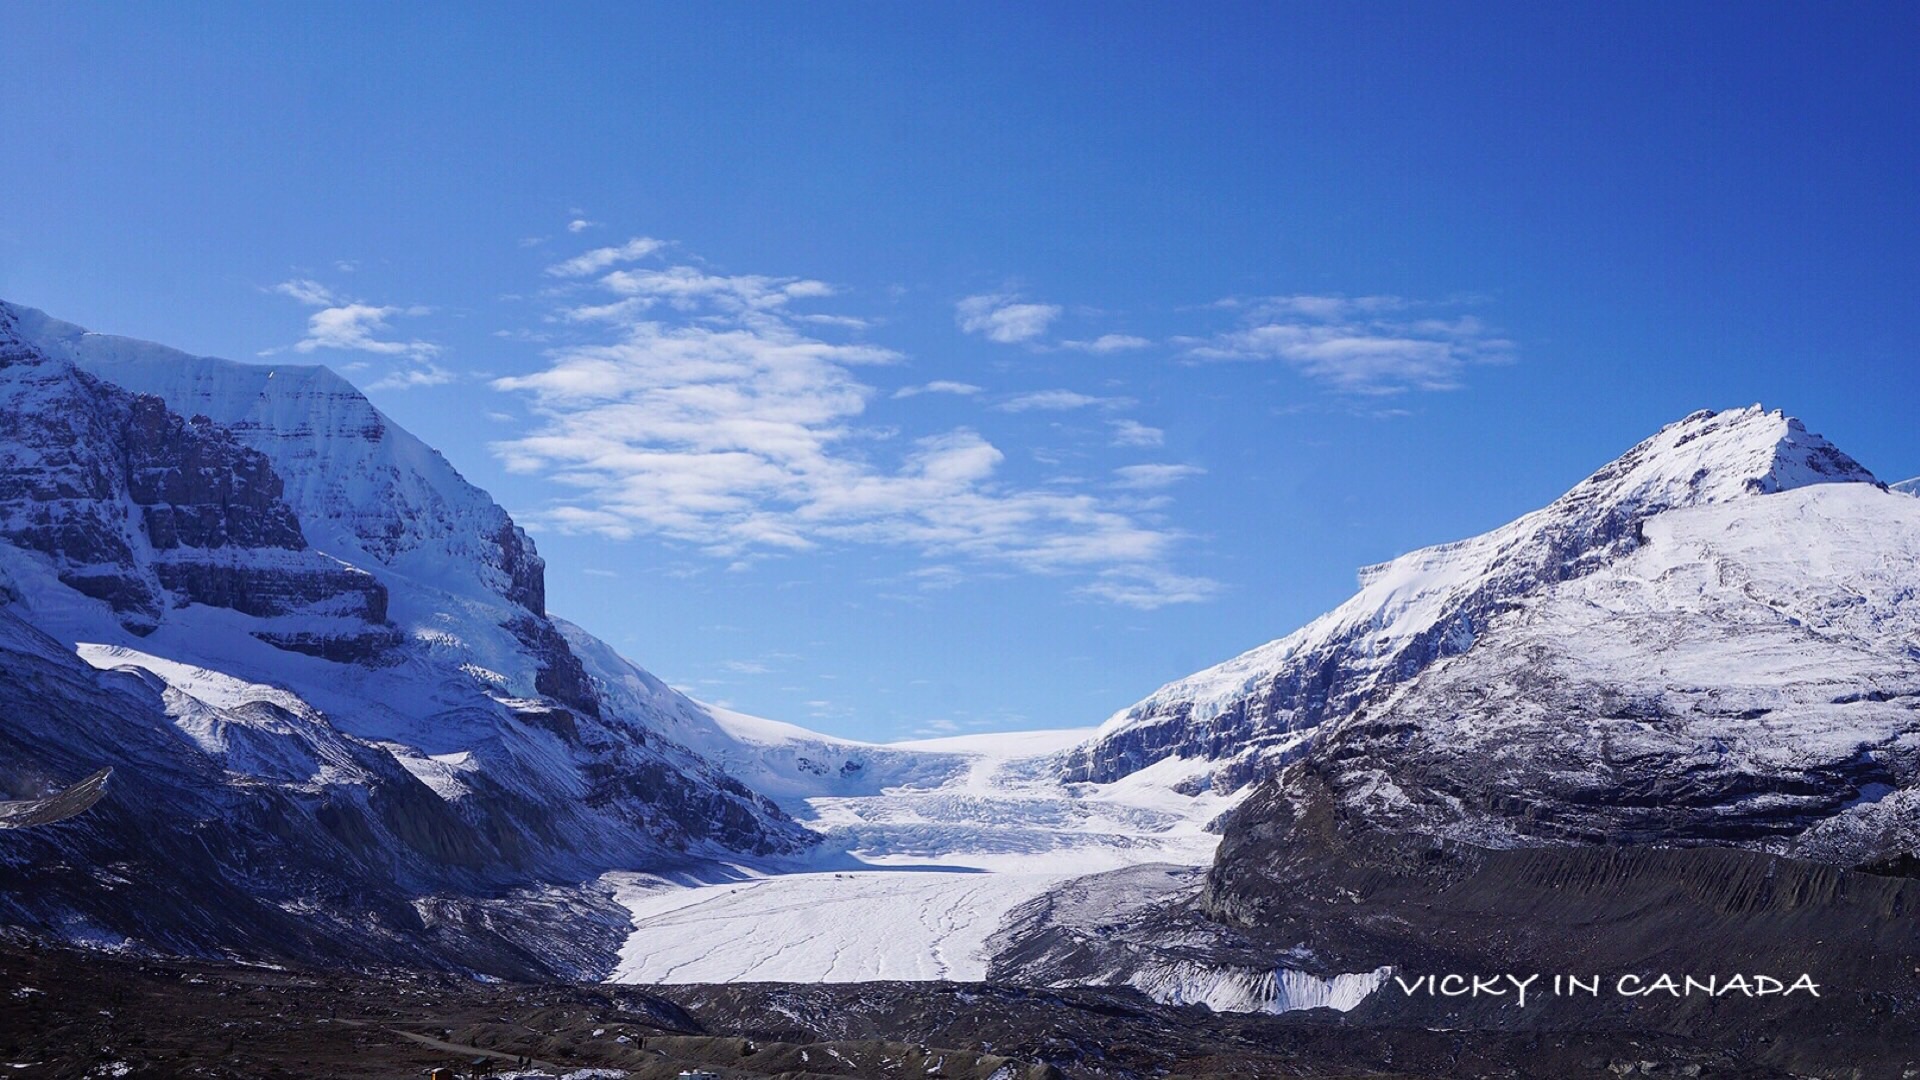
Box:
[342,1019,567,1073]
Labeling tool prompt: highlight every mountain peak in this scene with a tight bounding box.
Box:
[1565,405,1877,514]
[1068,405,1885,786]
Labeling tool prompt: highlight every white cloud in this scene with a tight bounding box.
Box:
[1184,294,1512,395]
[1061,333,1151,354]
[1113,463,1205,489]
[599,266,835,312]
[567,218,600,233]
[1245,294,1404,321]
[1108,419,1164,447]
[894,381,983,399]
[956,293,1062,344]
[995,389,1131,412]
[545,237,667,278]
[366,363,456,390]
[797,313,872,329]
[492,248,1215,609]
[1077,568,1222,609]
[269,278,447,388]
[290,303,439,359]
[273,278,337,306]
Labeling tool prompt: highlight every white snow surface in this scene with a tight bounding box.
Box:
[554,615,1247,986]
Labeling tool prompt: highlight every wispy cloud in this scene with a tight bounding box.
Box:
[1182,294,1512,395]
[894,381,983,399]
[267,278,448,387]
[273,278,337,306]
[1108,419,1164,447]
[567,218,600,233]
[491,243,1215,609]
[291,304,438,359]
[1061,333,1151,354]
[955,293,1062,344]
[1113,463,1205,489]
[545,236,667,278]
[366,365,456,390]
[995,389,1132,412]
[1078,568,1221,609]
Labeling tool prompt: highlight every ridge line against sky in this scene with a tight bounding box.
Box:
[3,4,1914,739]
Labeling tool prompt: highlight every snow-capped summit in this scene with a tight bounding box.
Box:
[1064,406,1883,787]
[1895,476,1920,496]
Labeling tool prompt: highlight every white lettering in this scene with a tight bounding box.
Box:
[1506,973,1540,1008]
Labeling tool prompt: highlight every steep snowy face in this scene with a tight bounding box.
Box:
[0,310,392,656]
[0,299,588,711]
[1065,406,1882,787]
[1277,481,1920,865]
[2,301,542,609]
[1895,476,1920,496]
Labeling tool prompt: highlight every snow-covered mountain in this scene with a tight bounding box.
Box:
[1264,478,1920,863]
[1065,406,1887,791]
[0,300,815,975]
[995,407,1920,1023]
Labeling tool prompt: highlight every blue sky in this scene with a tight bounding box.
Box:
[4,4,1916,739]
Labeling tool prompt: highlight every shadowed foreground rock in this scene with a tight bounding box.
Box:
[0,938,1853,1079]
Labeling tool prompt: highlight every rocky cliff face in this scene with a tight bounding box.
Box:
[1194,474,1920,946]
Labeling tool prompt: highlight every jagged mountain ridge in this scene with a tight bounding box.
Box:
[0,299,814,975]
